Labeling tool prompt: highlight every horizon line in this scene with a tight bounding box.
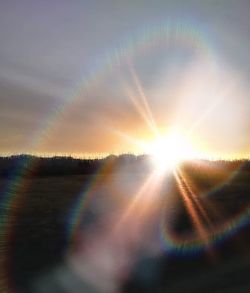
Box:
[0,152,249,162]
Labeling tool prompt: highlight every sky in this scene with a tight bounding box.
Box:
[0,0,250,158]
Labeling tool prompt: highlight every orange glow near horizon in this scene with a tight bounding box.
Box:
[2,56,250,161]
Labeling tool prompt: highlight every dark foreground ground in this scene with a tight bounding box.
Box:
[0,158,250,292]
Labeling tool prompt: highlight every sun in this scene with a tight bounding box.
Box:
[148,131,197,173]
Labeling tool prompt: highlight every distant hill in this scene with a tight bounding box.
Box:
[0,154,150,177]
[0,154,248,178]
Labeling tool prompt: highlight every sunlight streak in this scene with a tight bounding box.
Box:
[127,63,159,136]
[129,64,158,131]
[115,173,156,230]
[111,128,148,153]
[124,84,158,136]
[114,169,167,234]
[179,166,223,222]
[177,168,212,228]
[174,170,210,246]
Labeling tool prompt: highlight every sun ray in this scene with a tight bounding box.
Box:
[177,168,213,232]
[178,166,223,222]
[124,84,158,135]
[111,128,148,153]
[114,172,156,230]
[114,168,167,234]
[129,65,158,134]
[128,63,159,136]
[174,170,210,245]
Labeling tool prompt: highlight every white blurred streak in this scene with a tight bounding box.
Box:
[63,167,165,293]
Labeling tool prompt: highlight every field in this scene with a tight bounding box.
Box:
[0,158,250,292]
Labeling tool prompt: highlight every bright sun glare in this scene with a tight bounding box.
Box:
[148,131,197,173]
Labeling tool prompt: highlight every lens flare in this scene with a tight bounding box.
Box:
[148,131,198,173]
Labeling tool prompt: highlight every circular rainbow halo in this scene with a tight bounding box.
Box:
[148,131,197,173]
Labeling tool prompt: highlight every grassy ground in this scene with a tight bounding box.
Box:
[0,164,250,292]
